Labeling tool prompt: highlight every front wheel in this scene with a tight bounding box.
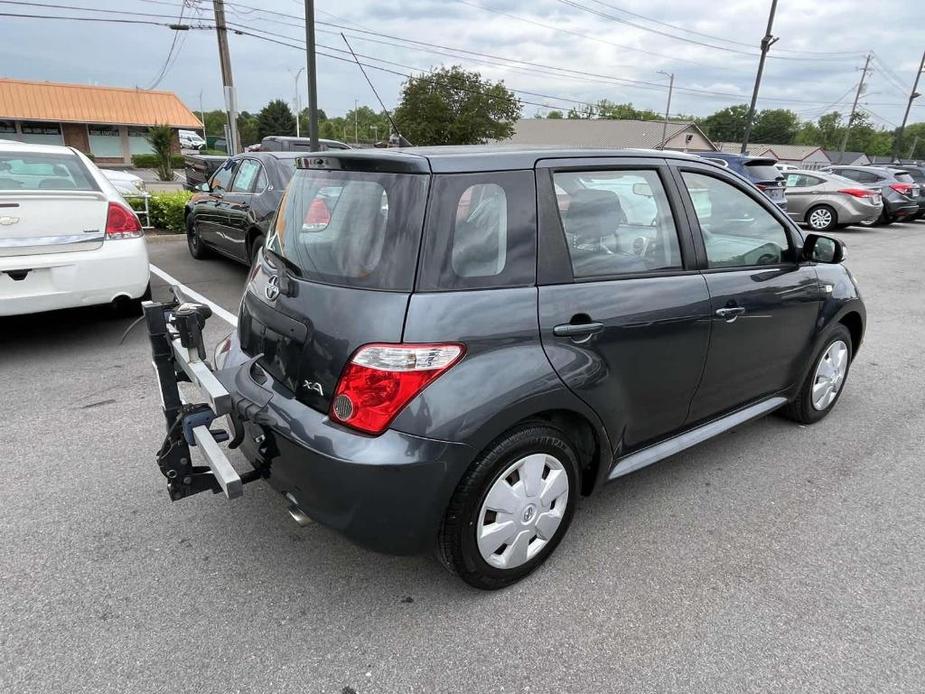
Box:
[438,423,580,590]
[781,325,853,424]
[186,216,211,259]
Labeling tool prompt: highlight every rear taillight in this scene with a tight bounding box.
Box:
[304,198,331,230]
[755,183,768,191]
[330,343,465,435]
[890,182,913,196]
[838,188,874,199]
[106,201,142,239]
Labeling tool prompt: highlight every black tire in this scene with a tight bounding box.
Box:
[780,324,853,425]
[874,208,894,226]
[805,204,838,232]
[186,215,211,259]
[437,423,581,590]
[249,234,265,267]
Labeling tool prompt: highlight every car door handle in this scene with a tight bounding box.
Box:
[553,321,604,338]
[715,307,746,322]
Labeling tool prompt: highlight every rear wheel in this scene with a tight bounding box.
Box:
[806,204,837,232]
[781,324,852,425]
[186,215,211,259]
[874,208,894,226]
[437,423,580,590]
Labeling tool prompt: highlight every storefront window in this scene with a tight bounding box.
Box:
[88,125,123,158]
[18,122,63,145]
[127,126,155,155]
[0,120,16,134]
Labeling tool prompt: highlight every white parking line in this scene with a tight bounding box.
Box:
[149,263,239,327]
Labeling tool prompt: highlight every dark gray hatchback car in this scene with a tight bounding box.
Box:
[144,146,865,589]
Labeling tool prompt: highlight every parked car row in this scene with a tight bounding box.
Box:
[697,152,925,230]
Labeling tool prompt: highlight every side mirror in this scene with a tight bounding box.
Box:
[196,182,210,192]
[632,182,653,197]
[802,233,846,264]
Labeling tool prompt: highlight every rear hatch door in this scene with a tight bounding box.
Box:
[238,157,431,413]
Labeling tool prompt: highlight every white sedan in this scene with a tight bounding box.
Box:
[0,141,150,316]
[100,167,146,197]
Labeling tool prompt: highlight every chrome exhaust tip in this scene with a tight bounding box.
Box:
[284,492,312,527]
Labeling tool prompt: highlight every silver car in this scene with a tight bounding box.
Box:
[784,169,883,231]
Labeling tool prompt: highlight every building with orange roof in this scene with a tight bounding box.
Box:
[0,78,202,165]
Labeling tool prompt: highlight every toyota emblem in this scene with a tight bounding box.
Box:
[265,274,280,301]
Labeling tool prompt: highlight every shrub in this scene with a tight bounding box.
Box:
[131,153,185,169]
[130,190,192,232]
[146,124,175,181]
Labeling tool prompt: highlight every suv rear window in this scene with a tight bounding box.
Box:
[0,152,97,191]
[743,162,782,182]
[267,168,428,291]
[893,172,915,184]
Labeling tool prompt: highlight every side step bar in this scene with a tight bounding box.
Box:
[609,396,788,480]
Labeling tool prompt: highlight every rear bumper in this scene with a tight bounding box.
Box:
[837,197,883,225]
[885,200,919,220]
[218,337,475,555]
[0,238,149,316]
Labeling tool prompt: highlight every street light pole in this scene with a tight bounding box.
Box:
[839,53,872,154]
[741,0,779,155]
[893,49,925,161]
[658,71,674,150]
[303,0,319,150]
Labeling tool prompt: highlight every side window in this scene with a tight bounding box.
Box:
[681,171,792,269]
[452,183,507,277]
[418,171,536,291]
[785,174,804,187]
[804,175,824,186]
[553,169,683,279]
[254,165,268,192]
[210,159,236,192]
[230,159,260,193]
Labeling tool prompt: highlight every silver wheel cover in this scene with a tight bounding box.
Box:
[812,339,849,411]
[476,453,570,570]
[809,207,832,230]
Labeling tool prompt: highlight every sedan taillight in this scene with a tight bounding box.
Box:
[105,201,143,239]
[837,188,875,199]
[330,343,465,435]
[890,182,914,196]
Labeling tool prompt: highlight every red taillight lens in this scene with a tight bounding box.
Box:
[837,188,874,198]
[330,343,465,435]
[304,198,331,229]
[755,183,768,191]
[890,182,913,196]
[106,201,142,239]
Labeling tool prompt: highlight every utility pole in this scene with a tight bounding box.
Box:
[199,89,206,140]
[212,0,240,154]
[741,0,779,154]
[292,67,305,138]
[304,0,320,150]
[658,71,674,150]
[893,49,925,161]
[839,53,872,154]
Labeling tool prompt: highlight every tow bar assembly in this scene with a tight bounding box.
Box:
[143,293,261,501]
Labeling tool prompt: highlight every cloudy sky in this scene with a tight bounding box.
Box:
[0,0,922,130]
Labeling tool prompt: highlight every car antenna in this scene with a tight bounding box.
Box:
[340,33,412,147]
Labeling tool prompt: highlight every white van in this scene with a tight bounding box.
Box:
[179,130,206,150]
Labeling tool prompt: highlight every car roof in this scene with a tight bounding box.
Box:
[298,144,710,174]
[700,152,778,166]
[0,140,79,156]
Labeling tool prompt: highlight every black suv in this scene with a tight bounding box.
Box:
[144,147,865,589]
[698,152,787,211]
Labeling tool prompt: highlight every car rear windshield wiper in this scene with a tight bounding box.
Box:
[265,246,302,278]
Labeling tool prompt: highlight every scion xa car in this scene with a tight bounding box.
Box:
[185,151,301,266]
[145,147,865,589]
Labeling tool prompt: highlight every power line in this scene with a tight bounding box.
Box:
[145,0,188,89]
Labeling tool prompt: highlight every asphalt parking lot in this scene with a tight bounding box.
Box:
[2,221,924,693]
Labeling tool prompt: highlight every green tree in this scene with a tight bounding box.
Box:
[256,99,297,140]
[236,111,260,147]
[393,66,521,145]
[700,104,750,142]
[546,110,564,119]
[594,100,660,120]
[898,121,925,159]
[751,108,800,144]
[567,104,594,119]
[145,124,174,181]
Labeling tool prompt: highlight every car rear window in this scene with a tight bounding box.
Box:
[267,168,428,291]
[0,152,97,191]
[743,162,782,182]
[893,172,915,184]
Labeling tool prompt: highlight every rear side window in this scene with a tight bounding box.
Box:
[0,152,97,191]
[230,159,260,192]
[267,168,428,291]
[418,171,536,291]
[553,169,683,278]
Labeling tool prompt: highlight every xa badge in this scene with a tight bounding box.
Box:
[303,381,324,397]
[0,216,20,226]
[264,274,280,301]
